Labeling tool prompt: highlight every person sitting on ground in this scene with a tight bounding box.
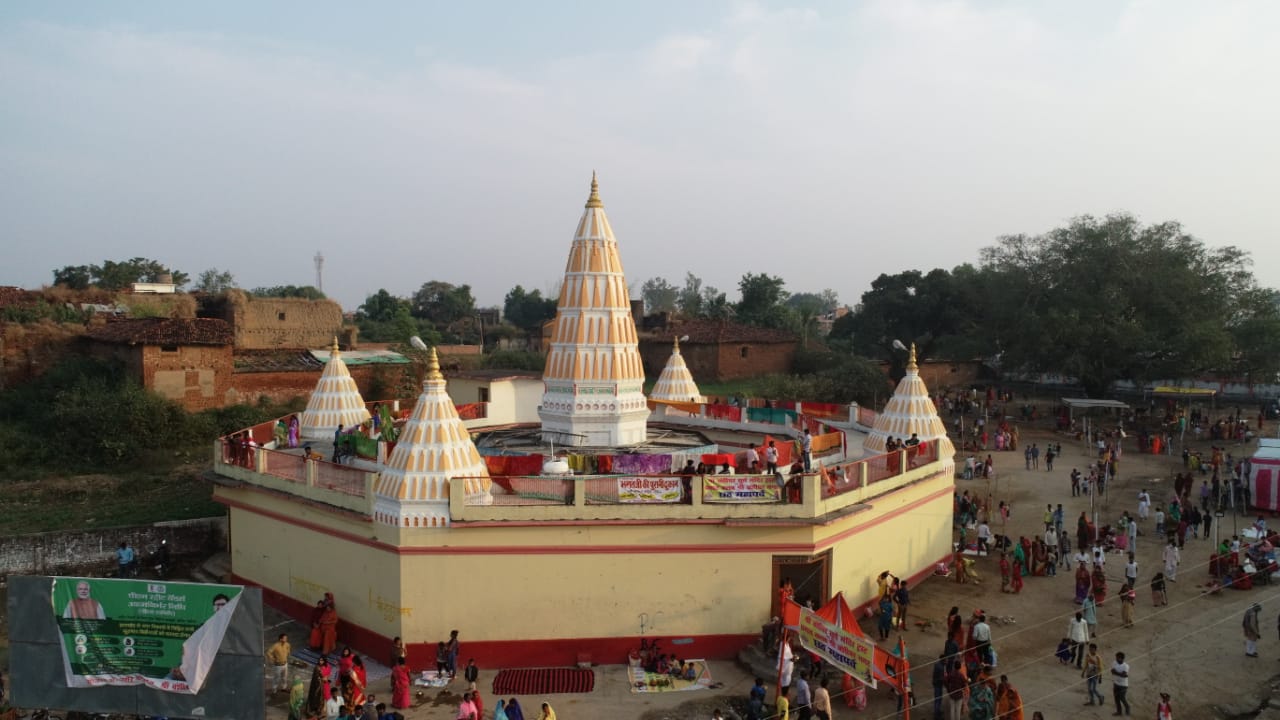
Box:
[720,463,734,474]
[1056,638,1073,665]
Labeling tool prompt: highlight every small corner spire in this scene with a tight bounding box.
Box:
[585,170,603,209]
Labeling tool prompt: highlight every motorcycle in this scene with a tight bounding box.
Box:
[148,540,171,579]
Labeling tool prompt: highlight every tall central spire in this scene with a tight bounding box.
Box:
[539,173,649,447]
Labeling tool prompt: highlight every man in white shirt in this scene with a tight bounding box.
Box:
[745,446,760,473]
[1067,612,1090,669]
[972,614,992,665]
[977,522,993,554]
[1111,652,1131,715]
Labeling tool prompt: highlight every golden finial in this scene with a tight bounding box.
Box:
[673,336,680,352]
[585,170,603,209]
[907,343,918,371]
[331,336,340,354]
[426,346,443,381]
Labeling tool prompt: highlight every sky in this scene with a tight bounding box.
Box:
[2,1,1278,311]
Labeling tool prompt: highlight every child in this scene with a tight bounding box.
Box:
[1151,572,1167,606]
[1055,638,1072,665]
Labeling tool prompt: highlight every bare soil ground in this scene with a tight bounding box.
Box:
[6,421,1279,719]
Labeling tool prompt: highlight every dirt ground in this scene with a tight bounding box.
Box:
[6,422,1280,719]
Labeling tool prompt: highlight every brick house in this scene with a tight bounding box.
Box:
[86,318,234,411]
[639,319,800,382]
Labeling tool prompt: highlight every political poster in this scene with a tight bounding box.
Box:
[52,577,244,694]
[796,607,877,688]
[617,476,683,503]
[702,475,782,503]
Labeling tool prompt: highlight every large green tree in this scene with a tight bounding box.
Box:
[829,267,987,364]
[502,285,558,334]
[735,273,791,328]
[641,277,679,314]
[980,213,1266,395]
[411,281,476,327]
[194,268,236,294]
[52,258,189,291]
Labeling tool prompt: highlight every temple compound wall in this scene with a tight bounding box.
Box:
[213,462,952,668]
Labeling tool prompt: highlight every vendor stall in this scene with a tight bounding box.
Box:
[1249,439,1280,512]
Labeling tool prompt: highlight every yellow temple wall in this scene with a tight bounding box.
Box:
[215,465,953,667]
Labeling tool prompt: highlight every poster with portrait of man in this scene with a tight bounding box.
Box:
[51,577,244,694]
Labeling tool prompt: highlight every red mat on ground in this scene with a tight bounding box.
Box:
[492,667,595,695]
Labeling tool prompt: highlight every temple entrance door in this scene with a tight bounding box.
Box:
[771,551,831,619]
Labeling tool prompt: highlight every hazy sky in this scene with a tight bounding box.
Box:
[3,1,1278,311]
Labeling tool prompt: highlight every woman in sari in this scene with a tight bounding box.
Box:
[1091,564,1108,604]
[995,675,1024,720]
[307,660,330,717]
[346,655,367,709]
[493,699,509,720]
[539,702,558,720]
[337,647,354,678]
[1010,557,1024,593]
[1074,563,1091,603]
[999,553,1012,593]
[506,698,525,720]
[308,600,326,651]
[274,419,288,447]
[1018,537,1032,576]
[968,679,996,720]
[953,548,969,584]
[947,607,964,648]
[1032,539,1048,576]
[318,604,339,657]
[288,415,300,448]
[390,636,408,674]
[288,676,307,720]
[391,657,411,709]
[1011,539,1027,579]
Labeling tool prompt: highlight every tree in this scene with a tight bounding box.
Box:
[1227,288,1280,385]
[51,258,188,291]
[641,277,679,314]
[735,273,791,328]
[356,289,408,323]
[52,265,93,290]
[981,213,1251,395]
[194,268,236,294]
[677,273,705,317]
[250,285,326,300]
[411,281,476,327]
[503,285,558,334]
[828,267,988,366]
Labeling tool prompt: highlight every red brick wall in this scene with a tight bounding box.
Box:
[714,342,794,381]
[639,340,797,382]
[878,360,986,392]
[228,364,409,405]
[140,345,232,411]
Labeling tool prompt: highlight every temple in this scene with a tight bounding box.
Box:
[210,175,957,669]
[373,348,493,528]
[298,338,371,440]
[538,173,649,447]
[863,343,955,469]
[649,338,705,404]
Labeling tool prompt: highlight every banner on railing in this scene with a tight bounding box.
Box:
[617,476,683,503]
[797,607,877,688]
[702,475,782,503]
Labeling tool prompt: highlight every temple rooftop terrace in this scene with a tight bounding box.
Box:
[210,397,952,527]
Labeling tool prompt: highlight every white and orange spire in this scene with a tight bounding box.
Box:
[539,173,649,446]
[299,338,372,440]
[863,344,955,465]
[374,348,492,527]
[650,337,705,403]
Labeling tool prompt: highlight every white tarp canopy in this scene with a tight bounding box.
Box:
[1061,398,1131,410]
[1250,439,1280,512]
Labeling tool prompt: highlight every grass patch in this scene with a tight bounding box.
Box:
[0,466,224,536]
